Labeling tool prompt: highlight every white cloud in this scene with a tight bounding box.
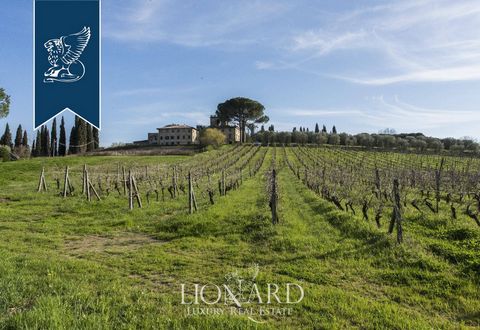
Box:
[104,0,289,47]
[364,96,480,130]
[333,64,480,85]
[272,97,480,133]
[291,30,367,55]
[258,0,480,84]
[255,61,275,70]
[113,101,210,126]
[276,107,363,117]
[113,85,202,97]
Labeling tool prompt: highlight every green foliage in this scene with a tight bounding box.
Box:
[68,126,77,155]
[93,126,99,149]
[76,116,87,153]
[216,97,269,143]
[0,149,478,328]
[199,128,226,148]
[0,88,10,118]
[253,129,479,154]
[0,123,12,148]
[14,124,22,148]
[21,130,28,147]
[59,116,66,156]
[0,144,10,161]
[50,118,57,156]
[86,123,94,152]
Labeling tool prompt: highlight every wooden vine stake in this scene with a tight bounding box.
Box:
[172,166,178,198]
[116,163,120,185]
[388,178,403,243]
[37,167,48,192]
[434,158,445,213]
[221,169,226,196]
[128,170,134,210]
[128,170,142,210]
[83,166,100,202]
[270,169,279,224]
[62,166,72,198]
[188,171,198,214]
[122,166,127,196]
[82,164,87,195]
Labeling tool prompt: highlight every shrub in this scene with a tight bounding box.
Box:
[200,128,226,149]
[0,145,11,162]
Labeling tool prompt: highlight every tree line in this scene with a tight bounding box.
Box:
[0,116,99,158]
[253,123,480,153]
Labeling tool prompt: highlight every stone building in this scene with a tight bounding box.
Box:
[157,124,199,145]
[148,133,158,144]
[209,116,240,144]
[138,117,240,146]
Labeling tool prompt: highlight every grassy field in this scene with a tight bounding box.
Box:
[0,147,479,329]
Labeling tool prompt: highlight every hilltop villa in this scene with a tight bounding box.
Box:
[135,116,240,146]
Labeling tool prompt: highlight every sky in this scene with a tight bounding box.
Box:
[1,0,480,146]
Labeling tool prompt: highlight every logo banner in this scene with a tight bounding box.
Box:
[34,0,100,129]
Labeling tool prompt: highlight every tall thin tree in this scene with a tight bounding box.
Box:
[86,123,94,152]
[14,124,23,148]
[58,116,66,156]
[41,126,50,157]
[92,126,99,149]
[51,117,57,157]
[68,126,77,155]
[34,129,41,157]
[31,140,36,157]
[75,116,87,153]
[22,130,28,147]
[1,123,13,148]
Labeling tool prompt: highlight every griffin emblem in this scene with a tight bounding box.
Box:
[43,27,91,83]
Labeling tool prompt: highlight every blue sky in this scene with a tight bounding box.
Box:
[2,0,480,146]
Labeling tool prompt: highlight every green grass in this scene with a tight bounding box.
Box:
[0,149,479,329]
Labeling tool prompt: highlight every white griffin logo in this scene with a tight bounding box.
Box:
[43,27,91,83]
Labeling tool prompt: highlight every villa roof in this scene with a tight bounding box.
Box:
[157,124,196,130]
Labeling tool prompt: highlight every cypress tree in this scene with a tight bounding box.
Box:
[1,123,12,148]
[35,129,41,157]
[41,126,50,157]
[68,126,77,155]
[22,130,28,147]
[14,124,22,148]
[322,125,327,133]
[31,140,35,157]
[332,125,337,134]
[51,118,57,156]
[86,123,94,152]
[59,116,66,156]
[39,126,44,156]
[76,116,87,153]
[92,126,99,149]
[45,126,51,156]
[315,123,319,133]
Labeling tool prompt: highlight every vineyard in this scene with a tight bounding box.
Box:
[0,145,479,329]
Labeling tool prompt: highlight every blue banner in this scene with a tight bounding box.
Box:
[34,0,100,129]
